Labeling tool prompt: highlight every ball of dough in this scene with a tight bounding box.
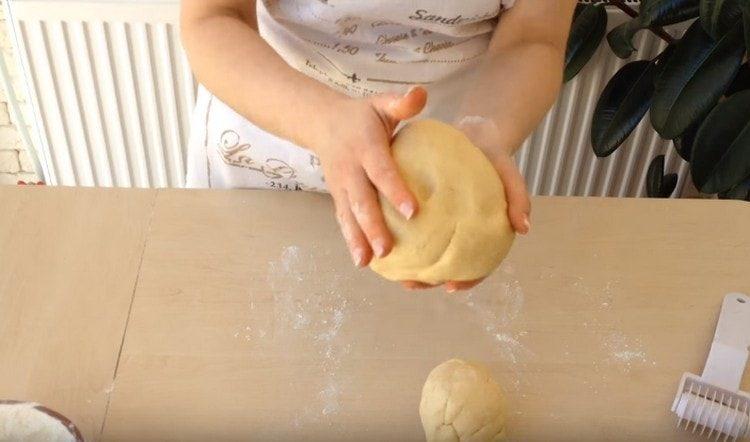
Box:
[369,119,514,284]
[420,359,506,442]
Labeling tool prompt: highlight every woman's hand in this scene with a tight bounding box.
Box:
[314,87,428,268]
[401,116,531,293]
[456,115,531,235]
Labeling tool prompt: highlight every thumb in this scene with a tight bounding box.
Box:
[371,86,427,125]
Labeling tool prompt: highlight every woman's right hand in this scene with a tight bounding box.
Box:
[313,87,427,268]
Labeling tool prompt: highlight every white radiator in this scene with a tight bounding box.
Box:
[6,0,195,188]
[5,0,688,196]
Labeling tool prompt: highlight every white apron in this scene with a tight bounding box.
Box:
[186,0,515,190]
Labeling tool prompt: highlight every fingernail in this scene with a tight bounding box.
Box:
[399,202,415,220]
[521,214,531,235]
[406,85,419,95]
[372,239,386,258]
[351,248,365,267]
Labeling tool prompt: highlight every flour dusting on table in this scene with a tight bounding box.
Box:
[453,262,532,389]
[602,331,652,372]
[264,245,358,425]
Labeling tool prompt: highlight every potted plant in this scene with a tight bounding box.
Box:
[564,0,750,200]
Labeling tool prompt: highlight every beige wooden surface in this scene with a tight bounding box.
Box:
[2,187,749,441]
[0,186,156,441]
[102,190,749,441]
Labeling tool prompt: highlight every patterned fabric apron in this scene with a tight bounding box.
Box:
[186,0,515,190]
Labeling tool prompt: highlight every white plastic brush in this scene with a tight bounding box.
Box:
[671,292,750,441]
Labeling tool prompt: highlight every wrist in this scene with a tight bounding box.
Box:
[304,92,360,155]
[454,115,513,161]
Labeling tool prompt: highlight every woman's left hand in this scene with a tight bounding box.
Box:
[400,116,531,293]
[400,0,577,293]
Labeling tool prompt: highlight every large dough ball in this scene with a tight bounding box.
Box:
[420,359,506,442]
[369,119,514,284]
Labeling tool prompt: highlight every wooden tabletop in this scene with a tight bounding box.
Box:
[0,186,748,441]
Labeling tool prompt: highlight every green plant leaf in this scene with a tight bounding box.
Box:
[564,4,607,81]
[691,89,750,193]
[650,20,744,139]
[653,44,677,80]
[744,0,750,51]
[674,116,703,160]
[592,61,657,157]
[726,62,750,96]
[607,20,642,59]
[642,0,701,26]
[661,173,679,197]
[646,155,665,197]
[607,0,700,58]
[700,0,744,38]
[607,0,698,59]
[646,155,678,197]
[717,176,750,200]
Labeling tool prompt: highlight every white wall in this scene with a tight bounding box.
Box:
[0,0,38,184]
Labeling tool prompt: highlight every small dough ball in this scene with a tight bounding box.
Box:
[369,119,514,284]
[420,359,506,442]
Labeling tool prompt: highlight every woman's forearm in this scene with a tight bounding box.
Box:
[457,0,575,157]
[457,41,565,156]
[181,4,345,151]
